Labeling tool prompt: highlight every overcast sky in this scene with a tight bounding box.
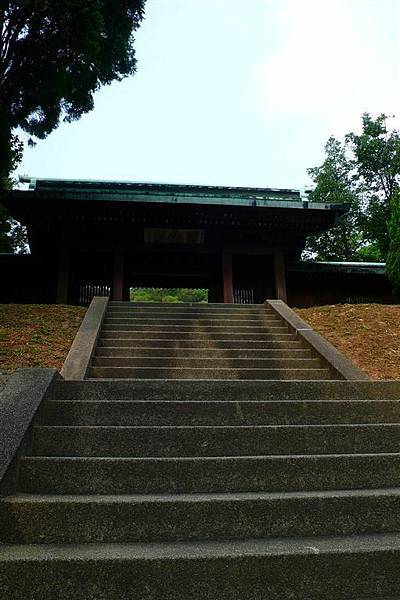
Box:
[18,0,400,189]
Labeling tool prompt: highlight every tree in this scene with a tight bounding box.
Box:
[386,193,400,298]
[305,114,400,261]
[0,0,146,185]
[304,137,365,261]
[347,113,400,257]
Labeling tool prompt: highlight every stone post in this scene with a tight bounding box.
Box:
[273,248,287,303]
[112,245,125,301]
[222,253,234,304]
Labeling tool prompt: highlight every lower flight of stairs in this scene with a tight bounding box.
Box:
[88,302,332,379]
[2,379,400,598]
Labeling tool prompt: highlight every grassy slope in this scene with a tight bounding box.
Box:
[296,304,400,380]
[0,305,86,371]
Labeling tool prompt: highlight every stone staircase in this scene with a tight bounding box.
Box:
[1,300,399,598]
[89,301,332,379]
[2,377,400,597]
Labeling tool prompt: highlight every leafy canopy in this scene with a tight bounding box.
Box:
[304,137,365,261]
[0,0,145,179]
[347,114,400,257]
[0,0,145,252]
[305,113,400,262]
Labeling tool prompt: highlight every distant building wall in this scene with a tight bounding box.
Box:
[287,262,395,307]
[0,255,396,307]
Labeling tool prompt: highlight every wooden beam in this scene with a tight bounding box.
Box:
[273,248,287,303]
[56,247,70,304]
[222,253,233,304]
[112,246,124,301]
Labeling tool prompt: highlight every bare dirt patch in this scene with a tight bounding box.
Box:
[0,304,86,371]
[296,304,400,380]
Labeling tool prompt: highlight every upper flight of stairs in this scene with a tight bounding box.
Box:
[2,379,400,598]
[88,302,332,380]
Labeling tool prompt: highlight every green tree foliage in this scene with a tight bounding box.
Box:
[130,288,209,303]
[347,113,400,256]
[304,137,365,261]
[0,0,146,184]
[0,203,28,252]
[0,132,28,251]
[386,193,400,298]
[306,114,400,262]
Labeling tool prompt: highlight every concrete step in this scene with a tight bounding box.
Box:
[87,366,331,380]
[42,399,400,427]
[32,424,400,457]
[109,302,267,309]
[18,454,400,494]
[2,533,400,599]
[99,330,295,341]
[97,336,303,348]
[106,309,278,320]
[95,347,313,359]
[101,324,289,334]
[91,357,320,369]
[103,317,282,327]
[50,379,400,403]
[3,489,400,544]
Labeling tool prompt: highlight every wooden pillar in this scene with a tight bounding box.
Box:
[222,253,233,304]
[56,247,70,304]
[113,245,124,301]
[273,248,287,303]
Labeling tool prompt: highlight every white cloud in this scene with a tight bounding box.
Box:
[259,0,400,136]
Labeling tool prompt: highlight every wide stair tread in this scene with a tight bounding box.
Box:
[91,357,319,368]
[95,347,313,358]
[2,490,400,542]
[87,366,331,380]
[31,423,400,457]
[2,534,400,599]
[18,453,400,494]
[43,398,400,426]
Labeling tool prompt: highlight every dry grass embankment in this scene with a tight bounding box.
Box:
[296,304,400,380]
[0,304,86,371]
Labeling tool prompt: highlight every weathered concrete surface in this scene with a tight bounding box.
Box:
[267,299,369,381]
[49,378,400,402]
[87,365,331,380]
[61,296,108,380]
[42,398,400,427]
[18,453,400,494]
[2,297,400,599]
[4,489,400,544]
[1,534,400,599]
[0,368,58,490]
[91,301,339,381]
[32,423,400,457]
